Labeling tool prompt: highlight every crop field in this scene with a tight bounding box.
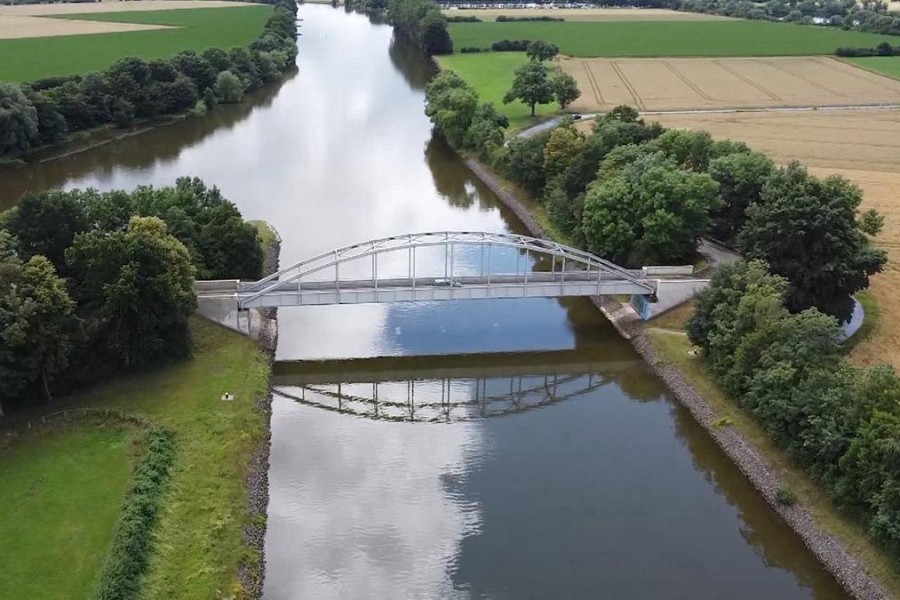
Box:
[0,4,272,82]
[560,56,900,112]
[437,53,557,130]
[447,21,897,57]
[442,7,729,21]
[637,108,900,368]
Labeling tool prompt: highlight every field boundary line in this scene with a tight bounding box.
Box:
[711,60,781,101]
[662,61,713,101]
[610,60,645,110]
[764,59,849,98]
[829,56,900,87]
[582,61,604,107]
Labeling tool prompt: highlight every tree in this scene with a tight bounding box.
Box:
[215,71,244,104]
[66,217,197,368]
[526,40,560,62]
[171,50,218,92]
[501,133,550,197]
[503,61,553,117]
[424,71,478,149]
[0,255,79,405]
[551,72,580,109]
[707,151,775,245]
[581,153,720,265]
[464,102,507,157]
[650,129,716,171]
[418,10,453,55]
[543,119,585,180]
[0,82,39,158]
[24,88,68,145]
[2,189,90,274]
[738,162,887,322]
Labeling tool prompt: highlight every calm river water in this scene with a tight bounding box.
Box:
[0,5,849,599]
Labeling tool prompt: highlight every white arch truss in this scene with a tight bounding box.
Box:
[202,232,657,309]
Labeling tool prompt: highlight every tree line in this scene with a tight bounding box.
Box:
[688,260,900,563]
[0,178,264,416]
[487,107,881,324]
[0,0,298,160]
[387,0,454,55]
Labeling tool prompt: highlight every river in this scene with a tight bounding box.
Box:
[0,5,850,599]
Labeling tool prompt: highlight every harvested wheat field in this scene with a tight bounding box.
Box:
[560,56,900,112]
[0,1,249,40]
[649,109,900,367]
[442,8,729,21]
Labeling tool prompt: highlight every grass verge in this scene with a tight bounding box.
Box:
[0,6,272,82]
[448,21,898,58]
[645,307,900,598]
[436,53,559,131]
[0,426,134,599]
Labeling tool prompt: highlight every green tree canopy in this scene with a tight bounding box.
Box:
[0,255,79,408]
[738,162,887,322]
[0,82,39,157]
[551,72,580,110]
[526,40,560,62]
[581,152,720,265]
[707,151,775,246]
[503,61,553,117]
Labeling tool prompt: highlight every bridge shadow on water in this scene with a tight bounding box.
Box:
[272,345,661,423]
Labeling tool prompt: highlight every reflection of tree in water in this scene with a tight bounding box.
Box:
[0,74,295,209]
[425,135,478,209]
[668,401,847,598]
[388,34,436,91]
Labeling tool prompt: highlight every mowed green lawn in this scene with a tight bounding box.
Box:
[0,6,272,82]
[0,427,133,599]
[0,318,269,599]
[438,53,558,131]
[448,21,897,57]
[844,56,900,79]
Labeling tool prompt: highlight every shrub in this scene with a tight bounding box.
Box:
[775,485,798,506]
[94,428,175,600]
[215,70,245,104]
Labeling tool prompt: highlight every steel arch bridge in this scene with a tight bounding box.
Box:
[196,231,657,310]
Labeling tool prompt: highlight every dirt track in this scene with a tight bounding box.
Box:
[0,1,250,40]
[560,56,900,112]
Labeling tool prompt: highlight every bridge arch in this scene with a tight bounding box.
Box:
[201,232,657,309]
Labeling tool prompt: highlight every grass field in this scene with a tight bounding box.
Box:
[645,311,900,599]
[448,21,897,57]
[437,53,559,131]
[0,5,272,82]
[0,318,270,598]
[845,56,900,80]
[0,427,133,599]
[442,7,729,21]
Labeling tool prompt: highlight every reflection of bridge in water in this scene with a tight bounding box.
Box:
[273,350,643,423]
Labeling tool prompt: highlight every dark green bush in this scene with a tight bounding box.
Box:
[94,428,175,600]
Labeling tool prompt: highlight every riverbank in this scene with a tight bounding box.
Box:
[461,155,893,600]
[239,221,281,598]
